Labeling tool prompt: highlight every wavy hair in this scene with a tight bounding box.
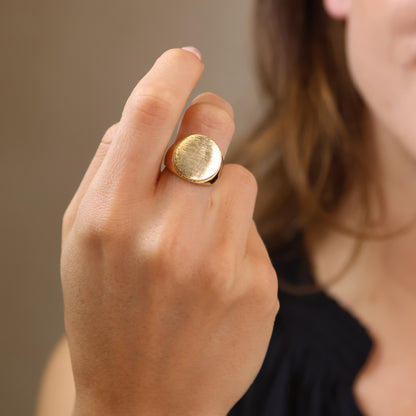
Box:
[226,0,381,292]
[228,0,372,260]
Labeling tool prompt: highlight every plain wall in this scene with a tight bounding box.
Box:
[0,1,266,414]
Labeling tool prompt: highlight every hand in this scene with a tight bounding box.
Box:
[61,47,279,416]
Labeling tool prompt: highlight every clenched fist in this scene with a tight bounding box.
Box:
[61,47,279,416]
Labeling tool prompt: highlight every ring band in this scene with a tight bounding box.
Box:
[164,134,223,185]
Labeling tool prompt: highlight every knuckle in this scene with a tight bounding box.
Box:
[77,216,109,244]
[127,85,174,126]
[154,233,183,273]
[62,206,75,235]
[274,296,281,316]
[265,266,279,299]
[251,258,279,307]
[100,122,119,145]
[75,205,130,246]
[136,225,183,277]
[62,206,73,227]
[134,223,237,300]
[153,234,235,295]
[202,252,236,295]
[191,92,235,119]
[185,102,235,137]
[225,164,258,195]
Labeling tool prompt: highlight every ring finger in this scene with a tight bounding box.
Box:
[157,92,235,201]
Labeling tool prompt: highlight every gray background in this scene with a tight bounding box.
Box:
[0,0,265,414]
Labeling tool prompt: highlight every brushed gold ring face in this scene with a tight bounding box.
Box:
[167,134,223,185]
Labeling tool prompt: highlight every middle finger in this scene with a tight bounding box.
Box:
[157,91,235,199]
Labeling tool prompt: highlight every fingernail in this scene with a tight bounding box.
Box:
[181,46,202,61]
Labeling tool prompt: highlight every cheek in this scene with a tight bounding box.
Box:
[346,0,416,157]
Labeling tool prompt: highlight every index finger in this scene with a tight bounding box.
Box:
[92,48,204,199]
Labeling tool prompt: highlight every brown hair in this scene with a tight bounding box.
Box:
[227,0,371,257]
[227,0,416,294]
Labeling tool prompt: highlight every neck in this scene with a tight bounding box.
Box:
[306,112,416,303]
[367,113,416,229]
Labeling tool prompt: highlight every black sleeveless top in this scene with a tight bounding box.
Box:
[228,234,373,416]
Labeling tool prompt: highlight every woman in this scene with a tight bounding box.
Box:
[36,0,416,415]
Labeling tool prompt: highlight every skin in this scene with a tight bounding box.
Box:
[37,0,416,414]
[310,1,416,414]
[37,48,279,416]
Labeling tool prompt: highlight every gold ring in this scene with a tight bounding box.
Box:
[164,134,223,185]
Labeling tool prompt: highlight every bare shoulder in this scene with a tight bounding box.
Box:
[35,336,75,416]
